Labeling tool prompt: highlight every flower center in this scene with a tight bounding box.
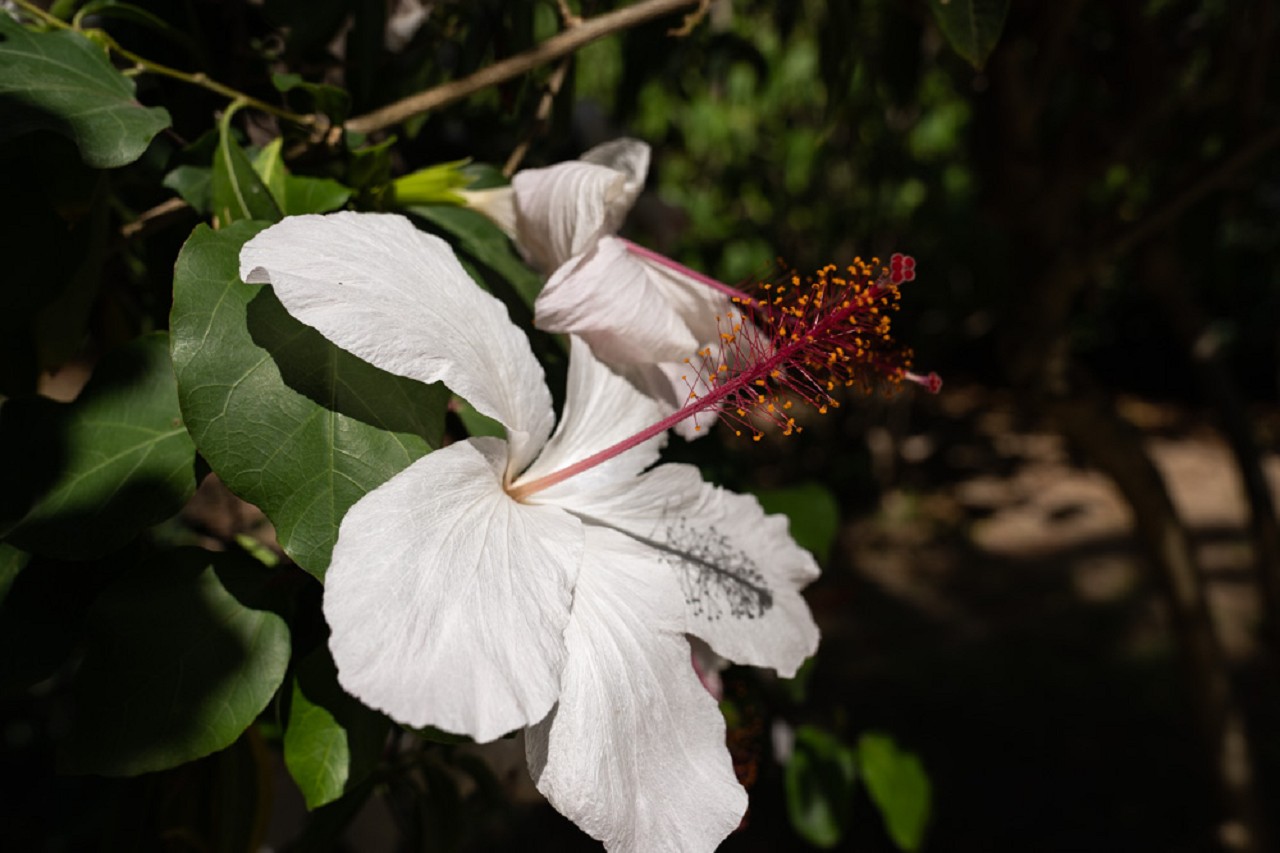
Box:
[506,257,940,501]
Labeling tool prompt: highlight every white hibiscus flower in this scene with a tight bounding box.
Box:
[239,211,821,852]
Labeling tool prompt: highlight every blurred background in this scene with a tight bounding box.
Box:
[3,1,1280,851]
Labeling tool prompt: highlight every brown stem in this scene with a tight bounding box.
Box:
[1139,244,1280,662]
[503,58,573,178]
[1047,372,1266,853]
[343,0,702,136]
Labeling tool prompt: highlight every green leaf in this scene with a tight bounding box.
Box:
[272,72,351,123]
[346,135,395,191]
[753,482,840,564]
[283,175,352,215]
[163,164,213,213]
[60,547,291,776]
[211,104,282,226]
[407,204,542,308]
[453,396,504,439]
[857,732,932,852]
[927,0,1009,69]
[784,725,859,848]
[284,646,388,809]
[0,11,170,167]
[249,136,351,215]
[171,222,448,577]
[251,137,289,206]
[0,333,197,560]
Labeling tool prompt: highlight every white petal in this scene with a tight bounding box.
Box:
[511,161,633,272]
[536,237,711,363]
[458,187,518,239]
[515,337,666,495]
[323,437,582,742]
[240,212,554,474]
[567,464,820,676]
[636,252,732,349]
[526,527,746,853]
[579,138,650,205]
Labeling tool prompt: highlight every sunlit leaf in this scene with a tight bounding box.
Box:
[170,222,448,577]
[785,725,859,848]
[250,137,351,215]
[857,731,932,852]
[283,176,352,215]
[927,0,1009,69]
[251,137,289,205]
[60,547,291,776]
[0,333,197,560]
[211,104,281,226]
[284,646,388,809]
[0,11,170,168]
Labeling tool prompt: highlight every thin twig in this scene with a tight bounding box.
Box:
[668,0,712,37]
[117,196,191,242]
[556,0,584,28]
[503,58,573,177]
[344,0,702,136]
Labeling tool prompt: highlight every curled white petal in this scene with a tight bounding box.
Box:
[239,211,554,474]
[566,463,820,677]
[511,161,633,272]
[579,138,650,208]
[323,438,582,742]
[527,526,746,853]
[535,237,710,364]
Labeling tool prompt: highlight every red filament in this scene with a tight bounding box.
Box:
[508,257,939,500]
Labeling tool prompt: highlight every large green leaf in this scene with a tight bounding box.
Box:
[211,105,281,226]
[784,724,859,848]
[284,645,388,809]
[927,0,1009,69]
[0,333,197,560]
[170,222,448,577]
[0,11,170,168]
[60,548,291,776]
[857,732,932,852]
